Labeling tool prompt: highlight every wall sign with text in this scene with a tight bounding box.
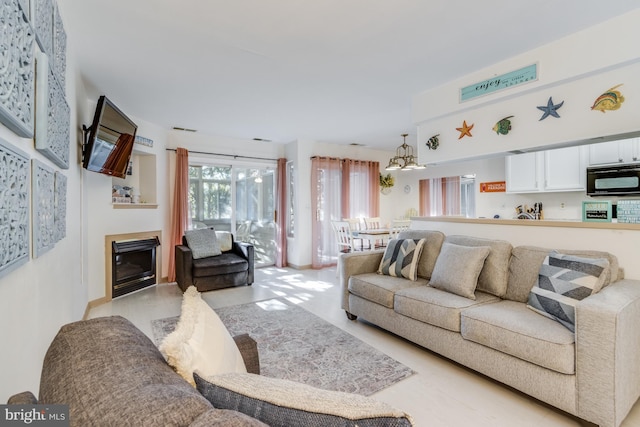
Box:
[460,64,538,102]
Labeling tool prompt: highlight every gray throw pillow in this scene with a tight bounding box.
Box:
[194,372,414,427]
[185,228,221,259]
[527,252,609,332]
[429,242,491,300]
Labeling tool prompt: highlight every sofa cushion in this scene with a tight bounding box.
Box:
[505,245,620,303]
[159,286,247,386]
[192,252,248,277]
[397,230,445,280]
[445,235,513,297]
[527,253,610,332]
[185,228,222,259]
[194,372,413,427]
[39,316,215,426]
[461,300,576,374]
[349,273,426,308]
[378,238,426,281]
[215,231,233,252]
[190,409,268,426]
[429,242,491,300]
[395,286,499,332]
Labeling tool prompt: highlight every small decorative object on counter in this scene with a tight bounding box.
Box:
[425,134,440,150]
[456,121,474,139]
[583,201,612,222]
[514,203,543,220]
[537,97,564,121]
[617,199,640,223]
[591,84,625,113]
[493,116,514,135]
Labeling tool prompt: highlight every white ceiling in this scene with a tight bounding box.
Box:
[57,0,639,150]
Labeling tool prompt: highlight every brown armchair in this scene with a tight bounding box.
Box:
[175,231,254,292]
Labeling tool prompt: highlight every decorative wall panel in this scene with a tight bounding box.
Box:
[32,159,55,258]
[32,0,52,55]
[0,138,30,278]
[0,0,36,138]
[35,51,69,169]
[54,171,66,242]
[52,3,66,90]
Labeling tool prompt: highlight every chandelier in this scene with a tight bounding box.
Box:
[385,134,426,171]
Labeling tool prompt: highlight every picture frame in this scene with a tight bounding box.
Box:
[32,159,57,257]
[582,201,612,222]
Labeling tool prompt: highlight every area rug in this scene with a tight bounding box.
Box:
[151,298,414,396]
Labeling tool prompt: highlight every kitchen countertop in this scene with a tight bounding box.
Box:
[412,216,640,231]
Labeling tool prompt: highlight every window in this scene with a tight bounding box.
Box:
[189,165,232,229]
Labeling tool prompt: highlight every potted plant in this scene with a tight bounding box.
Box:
[379,173,395,194]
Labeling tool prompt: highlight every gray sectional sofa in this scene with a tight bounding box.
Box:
[339,229,640,427]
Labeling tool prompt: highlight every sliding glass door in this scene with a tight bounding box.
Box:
[189,164,276,267]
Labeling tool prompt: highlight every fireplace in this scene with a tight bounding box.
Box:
[111,237,160,298]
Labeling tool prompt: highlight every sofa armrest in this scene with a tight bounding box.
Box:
[233,334,260,375]
[233,242,254,285]
[175,245,194,291]
[576,279,640,427]
[7,391,38,404]
[338,250,385,312]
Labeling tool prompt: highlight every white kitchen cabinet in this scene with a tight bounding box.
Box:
[506,146,586,193]
[589,138,640,165]
[506,152,540,193]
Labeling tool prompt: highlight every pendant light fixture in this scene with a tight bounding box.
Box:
[385,134,426,171]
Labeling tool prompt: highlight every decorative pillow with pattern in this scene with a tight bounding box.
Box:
[527,252,610,332]
[378,238,426,281]
[195,372,414,427]
[185,228,221,259]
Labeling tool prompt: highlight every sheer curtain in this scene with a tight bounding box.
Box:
[341,159,380,219]
[168,148,189,282]
[419,176,461,216]
[275,158,288,268]
[311,157,342,269]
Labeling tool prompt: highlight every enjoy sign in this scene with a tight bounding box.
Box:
[460,64,537,102]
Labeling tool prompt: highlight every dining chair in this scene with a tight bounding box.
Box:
[331,220,356,253]
[390,219,411,239]
[344,218,369,250]
[363,217,385,248]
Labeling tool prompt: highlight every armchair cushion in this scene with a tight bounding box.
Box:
[185,228,221,259]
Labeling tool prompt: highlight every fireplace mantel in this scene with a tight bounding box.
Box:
[105,230,162,301]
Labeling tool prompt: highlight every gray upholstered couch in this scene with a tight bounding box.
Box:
[339,229,640,427]
[7,316,266,426]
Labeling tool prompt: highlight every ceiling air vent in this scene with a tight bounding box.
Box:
[172,127,197,132]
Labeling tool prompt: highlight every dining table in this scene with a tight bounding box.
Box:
[354,228,391,249]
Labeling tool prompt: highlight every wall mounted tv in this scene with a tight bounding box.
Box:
[82,96,138,179]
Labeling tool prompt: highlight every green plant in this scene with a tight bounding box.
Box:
[379,173,395,188]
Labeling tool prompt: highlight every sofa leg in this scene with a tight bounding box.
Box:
[345,311,357,321]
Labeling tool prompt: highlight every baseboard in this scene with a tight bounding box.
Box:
[285,262,312,270]
[82,296,110,320]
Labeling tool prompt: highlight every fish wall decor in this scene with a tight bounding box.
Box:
[493,116,514,135]
[591,84,625,113]
[426,134,440,150]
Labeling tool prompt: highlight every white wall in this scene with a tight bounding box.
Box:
[413,9,640,165]
[0,14,84,401]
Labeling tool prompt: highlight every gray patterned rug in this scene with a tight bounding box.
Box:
[151,298,414,396]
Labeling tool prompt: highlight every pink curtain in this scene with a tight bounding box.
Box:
[168,148,189,282]
[275,158,288,268]
[419,179,430,216]
[341,159,379,219]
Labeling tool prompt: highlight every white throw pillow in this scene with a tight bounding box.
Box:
[159,286,247,386]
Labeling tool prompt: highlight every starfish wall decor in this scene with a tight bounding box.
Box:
[456,120,474,139]
[537,97,564,121]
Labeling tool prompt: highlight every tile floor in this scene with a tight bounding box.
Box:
[89,267,640,427]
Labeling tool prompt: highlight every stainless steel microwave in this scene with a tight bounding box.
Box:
[586,163,640,196]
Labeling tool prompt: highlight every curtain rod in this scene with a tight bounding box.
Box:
[166,148,277,162]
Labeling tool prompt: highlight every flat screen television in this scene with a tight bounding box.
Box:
[82,96,138,179]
